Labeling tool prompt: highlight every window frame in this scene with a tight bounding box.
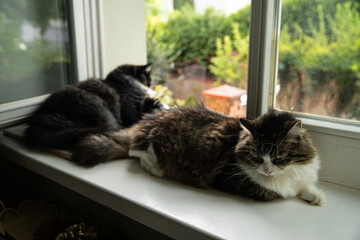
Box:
[1,0,358,189]
[247,0,360,189]
[247,0,360,139]
[0,0,104,128]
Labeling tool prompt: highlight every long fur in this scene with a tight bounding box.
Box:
[25,64,163,154]
[71,106,325,205]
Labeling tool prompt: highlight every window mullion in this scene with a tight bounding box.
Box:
[71,0,105,82]
[246,0,281,119]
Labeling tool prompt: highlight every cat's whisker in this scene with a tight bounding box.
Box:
[236,175,251,194]
[222,172,248,185]
[213,162,239,172]
[318,176,342,180]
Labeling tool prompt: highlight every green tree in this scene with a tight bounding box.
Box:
[0,0,69,82]
[146,0,178,84]
[173,0,194,10]
[281,0,359,36]
[227,5,251,37]
[209,23,248,88]
[279,1,360,119]
[161,4,231,64]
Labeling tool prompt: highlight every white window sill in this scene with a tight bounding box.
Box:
[1,132,360,240]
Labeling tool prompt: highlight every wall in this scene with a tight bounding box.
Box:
[102,0,147,74]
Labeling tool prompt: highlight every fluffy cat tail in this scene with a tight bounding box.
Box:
[72,130,131,167]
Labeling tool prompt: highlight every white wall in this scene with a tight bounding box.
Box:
[102,0,147,74]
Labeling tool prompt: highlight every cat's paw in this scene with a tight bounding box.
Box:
[143,97,167,113]
[298,184,326,206]
[129,148,165,178]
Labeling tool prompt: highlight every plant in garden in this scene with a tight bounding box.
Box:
[154,84,198,107]
[302,3,360,117]
[0,0,69,83]
[226,5,251,37]
[161,4,232,64]
[146,0,178,85]
[154,84,185,106]
[328,2,360,118]
[173,0,194,10]
[278,24,304,79]
[281,0,360,36]
[209,23,248,89]
[278,1,360,119]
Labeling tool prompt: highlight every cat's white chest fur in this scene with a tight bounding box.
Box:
[242,155,325,205]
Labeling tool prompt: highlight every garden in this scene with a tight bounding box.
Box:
[147,0,360,121]
[0,0,71,104]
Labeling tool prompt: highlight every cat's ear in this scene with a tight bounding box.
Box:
[240,118,253,135]
[144,63,152,73]
[286,120,303,139]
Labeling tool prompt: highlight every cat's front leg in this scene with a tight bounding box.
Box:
[129,144,165,178]
[298,184,325,206]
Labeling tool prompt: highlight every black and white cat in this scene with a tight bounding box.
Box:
[72,106,325,205]
[25,64,165,165]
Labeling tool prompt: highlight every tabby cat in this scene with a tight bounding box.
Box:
[25,64,165,162]
[73,106,325,205]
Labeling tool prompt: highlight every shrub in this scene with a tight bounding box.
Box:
[281,0,359,36]
[279,2,360,119]
[154,84,185,106]
[226,5,251,37]
[146,0,178,85]
[209,23,248,88]
[161,4,232,64]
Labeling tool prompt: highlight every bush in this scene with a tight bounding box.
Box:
[146,0,178,85]
[154,84,185,106]
[281,0,359,36]
[0,0,69,82]
[279,2,360,119]
[209,23,248,88]
[226,5,251,37]
[161,4,232,64]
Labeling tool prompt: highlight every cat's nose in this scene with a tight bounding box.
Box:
[265,169,273,175]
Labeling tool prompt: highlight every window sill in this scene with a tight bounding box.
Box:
[1,132,360,240]
[301,117,360,140]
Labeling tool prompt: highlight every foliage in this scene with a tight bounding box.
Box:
[161,4,232,64]
[278,24,304,76]
[146,0,360,118]
[0,0,69,82]
[281,0,359,36]
[146,1,251,71]
[209,23,248,88]
[226,5,251,37]
[279,2,360,118]
[173,0,194,10]
[154,84,185,106]
[146,0,178,85]
[183,93,198,106]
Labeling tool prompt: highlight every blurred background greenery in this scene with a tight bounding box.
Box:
[147,0,360,120]
[1,0,358,120]
[0,0,71,103]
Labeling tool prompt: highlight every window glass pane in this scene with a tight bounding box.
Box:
[276,0,360,121]
[146,0,250,118]
[0,0,73,104]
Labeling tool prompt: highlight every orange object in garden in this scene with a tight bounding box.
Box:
[202,84,247,118]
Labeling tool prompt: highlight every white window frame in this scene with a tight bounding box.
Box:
[1,0,358,190]
[247,0,360,189]
[0,0,104,128]
[0,0,147,128]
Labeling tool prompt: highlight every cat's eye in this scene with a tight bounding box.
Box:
[252,158,264,164]
[272,158,283,164]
